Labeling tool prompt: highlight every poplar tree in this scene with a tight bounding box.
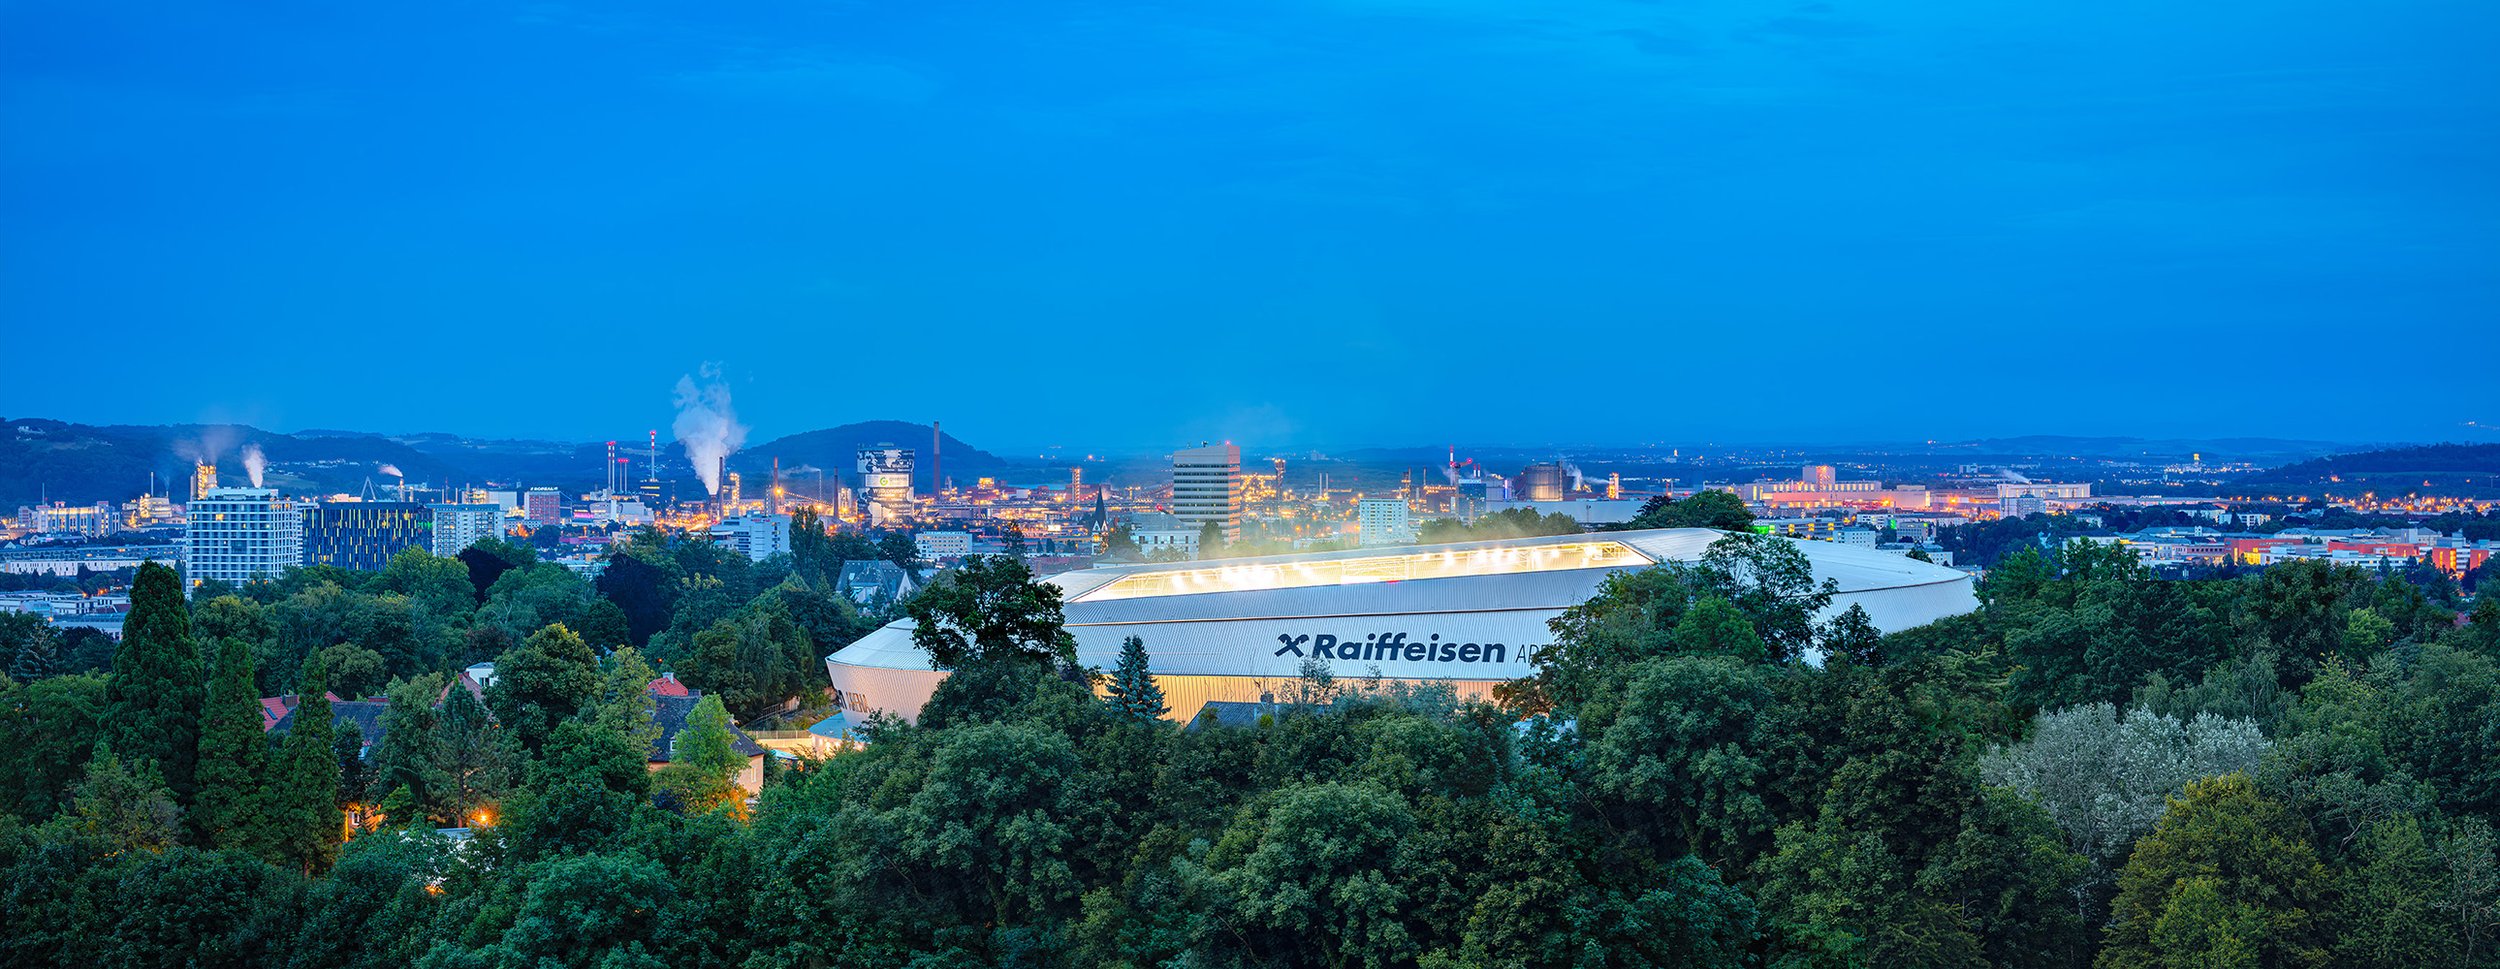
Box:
[194,636,273,855]
[107,561,203,806]
[275,655,343,874]
[1104,635,1168,722]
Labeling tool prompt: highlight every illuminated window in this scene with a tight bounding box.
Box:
[1074,540,1652,602]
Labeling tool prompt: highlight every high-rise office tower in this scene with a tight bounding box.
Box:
[1171,442,1242,540]
[184,488,302,595]
[430,503,506,556]
[302,501,431,571]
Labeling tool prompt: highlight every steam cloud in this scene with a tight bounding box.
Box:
[176,425,241,465]
[379,464,404,478]
[241,444,268,488]
[673,363,747,495]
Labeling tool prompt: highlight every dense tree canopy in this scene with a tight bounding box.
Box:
[2,522,2497,967]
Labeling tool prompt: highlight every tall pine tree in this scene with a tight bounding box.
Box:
[8,624,57,683]
[107,561,203,808]
[1104,635,1168,722]
[274,654,343,874]
[194,636,274,856]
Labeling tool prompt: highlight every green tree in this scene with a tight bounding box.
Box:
[274,655,343,874]
[679,596,816,718]
[1920,786,2096,969]
[655,694,744,815]
[486,622,600,755]
[2101,773,2330,969]
[1100,523,1142,562]
[195,636,274,856]
[107,561,204,806]
[430,682,511,827]
[476,853,677,969]
[369,674,447,827]
[595,547,680,647]
[587,646,662,756]
[1628,489,1757,532]
[58,742,182,854]
[1669,596,1771,663]
[0,672,107,821]
[1583,656,1776,866]
[576,598,632,652]
[6,621,56,683]
[1821,603,1885,667]
[1210,781,1418,967]
[1104,635,1169,722]
[505,718,653,859]
[1197,520,1227,559]
[905,554,1079,669]
[314,642,387,700]
[878,529,920,571]
[2330,815,2464,969]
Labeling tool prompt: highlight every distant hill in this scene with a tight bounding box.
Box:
[2239,443,2500,498]
[0,418,463,507]
[738,421,1015,492]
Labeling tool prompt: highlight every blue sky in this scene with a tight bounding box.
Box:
[3,0,2493,450]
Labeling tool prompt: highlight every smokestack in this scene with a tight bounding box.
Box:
[932,421,942,497]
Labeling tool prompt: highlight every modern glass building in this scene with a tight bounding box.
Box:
[183,488,303,595]
[302,501,432,572]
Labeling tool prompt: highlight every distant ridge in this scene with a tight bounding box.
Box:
[0,417,1027,506]
[0,417,463,506]
[739,421,1013,491]
[2235,443,2500,498]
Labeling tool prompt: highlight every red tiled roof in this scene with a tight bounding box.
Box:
[647,672,691,697]
[259,696,294,731]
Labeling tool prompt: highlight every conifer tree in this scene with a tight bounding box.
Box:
[434,680,512,827]
[1104,635,1168,722]
[107,561,203,805]
[194,636,273,856]
[275,655,343,874]
[8,625,57,683]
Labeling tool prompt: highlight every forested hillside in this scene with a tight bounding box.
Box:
[4,528,2498,967]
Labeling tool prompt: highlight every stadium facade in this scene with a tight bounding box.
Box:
[822,528,1980,723]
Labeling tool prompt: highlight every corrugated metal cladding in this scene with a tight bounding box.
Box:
[824,527,1980,725]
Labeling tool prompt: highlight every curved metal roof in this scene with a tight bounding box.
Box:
[827,528,1978,680]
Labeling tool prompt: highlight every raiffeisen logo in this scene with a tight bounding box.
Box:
[1272,632,1524,665]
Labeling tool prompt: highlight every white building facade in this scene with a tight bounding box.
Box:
[1171,443,1242,540]
[913,530,974,562]
[429,503,506,556]
[712,514,793,562]
[184,488,302,594]
[1356,499,1414,547]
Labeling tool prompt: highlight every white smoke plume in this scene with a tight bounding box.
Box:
[673,363,747,495]
[379,464,404,478]
[176,425,241,465]
[241,444,268,488]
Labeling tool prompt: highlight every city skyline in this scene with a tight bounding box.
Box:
[6,1,2495,447]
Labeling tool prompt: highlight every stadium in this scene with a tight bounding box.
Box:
[822,527,1980,724]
